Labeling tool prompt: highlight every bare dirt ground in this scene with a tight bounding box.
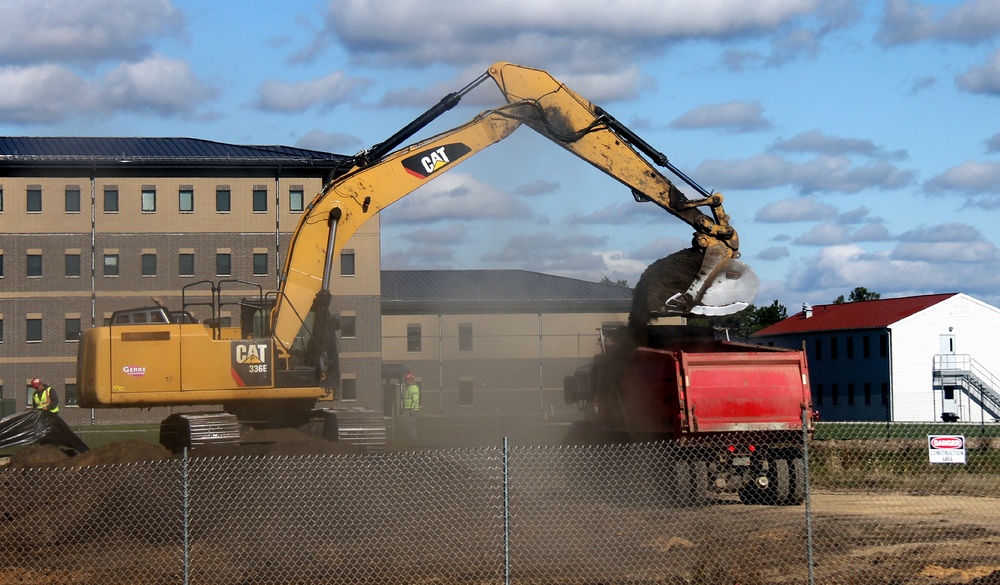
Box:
[0,439,997,584]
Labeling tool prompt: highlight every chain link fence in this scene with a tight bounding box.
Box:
[0,422,998,584]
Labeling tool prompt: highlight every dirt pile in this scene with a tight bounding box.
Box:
[5,440,173,469]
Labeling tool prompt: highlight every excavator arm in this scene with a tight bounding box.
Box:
[272,62,758,365]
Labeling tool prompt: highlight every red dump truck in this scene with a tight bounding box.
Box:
[563,325,814,506]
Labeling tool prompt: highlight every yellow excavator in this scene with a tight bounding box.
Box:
[76,62,759,451]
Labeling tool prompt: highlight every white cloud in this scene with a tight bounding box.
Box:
[956,49,1000,95]
[699,154,915,193]
[876,0,1000,46]
[102,56,217,116]
[0,64,90,123]
[755,196,839,223]
[925,160,1000,194]
[255,71,371,112]
[771,130,907,160]
[670,101,770,133]
[0,0,183,64]
[381,173,532,223]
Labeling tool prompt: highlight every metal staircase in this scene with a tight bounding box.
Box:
[932,354,1000,421]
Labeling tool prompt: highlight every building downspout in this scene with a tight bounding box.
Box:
[273,174,281,290]
[538,313,543,412]
[438,313,444,415]
[886,327,894,424]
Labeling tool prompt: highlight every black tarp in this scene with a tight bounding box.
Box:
[0,410,89,453]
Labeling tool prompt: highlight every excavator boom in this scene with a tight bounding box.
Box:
[274,62,758,357]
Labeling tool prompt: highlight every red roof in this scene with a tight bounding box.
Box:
[753,293,958,336]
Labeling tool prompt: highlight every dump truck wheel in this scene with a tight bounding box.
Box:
[690,460,709,505]
[773,458,791,505]
[789,457,806,505]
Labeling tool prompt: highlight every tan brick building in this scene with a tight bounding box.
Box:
[380,270,635,418]
[0,137,382,425]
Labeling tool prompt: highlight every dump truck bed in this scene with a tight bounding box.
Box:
[606,334,811,438]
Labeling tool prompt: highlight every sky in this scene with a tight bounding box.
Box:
[2,0,1000,313]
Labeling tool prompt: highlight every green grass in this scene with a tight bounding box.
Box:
[814,421,1000,440]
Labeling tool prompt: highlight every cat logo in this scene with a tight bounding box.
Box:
[235,343,268,364]
[231,340,272,387]
[401,143,472,179]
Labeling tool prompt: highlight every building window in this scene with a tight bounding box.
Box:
[879,334,888,358]
[253,187,268,212]
[815,383,823,406]
[459,379,474,406]
[0,253,3,277]
[253,253,268,276]
[459,323,473,351]
[340,377,357,401]
[104,187,118,212]
[881,382,888,405]
[103,254,119,276]
[864,382,872,406]
[0,187,3,212]
[813,338,822,360]
[340,315,356,339]
[26,318,42,342]
[216,253,231,276]
[179,188,194,213]
[141,253,157,276]
[65,187,80,213]
[289,188,304,212]
[830,338,838,360]
[179,253,195,277]
[0,318,4,342]
[65,318,81,341]
[216,187,231,212]
[141,187,156,212]
[863,335,870,358]
[65,253,80,277]
[27,187,41,212]
[27,254,42,277]
[340,251,355,276]
[847,382,855,405]
[831,383,839,405]
[407,324,422,352]
[65,383,78,407]
[846,336,854,359]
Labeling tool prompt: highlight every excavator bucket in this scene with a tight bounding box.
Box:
[629,244,758,325]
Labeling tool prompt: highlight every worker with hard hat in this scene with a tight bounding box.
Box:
[29,378,60,414]
[402,372,420,445]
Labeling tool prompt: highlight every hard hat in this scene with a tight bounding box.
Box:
[404,372,415,382]
[30,378,42,389]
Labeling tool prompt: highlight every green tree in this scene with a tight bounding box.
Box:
[696,299,788,339]
[599,276,629,288]
[833,287,881,304]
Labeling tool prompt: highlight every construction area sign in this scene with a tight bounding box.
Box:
[927,435,966,464]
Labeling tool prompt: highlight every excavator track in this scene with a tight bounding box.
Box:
[319,408,386,453]
[160,412,241,453]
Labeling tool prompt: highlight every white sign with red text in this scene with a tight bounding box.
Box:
[928,435,966,464]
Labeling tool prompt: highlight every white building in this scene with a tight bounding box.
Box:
[753,293,1000,423]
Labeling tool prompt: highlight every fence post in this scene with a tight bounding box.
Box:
[802,408,814,585]
[503,436,510,585]
[183,447,190,585]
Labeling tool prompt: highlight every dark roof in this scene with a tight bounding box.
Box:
[381,269,633,314]
[0,137,348,168]
[753,293,958,337]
